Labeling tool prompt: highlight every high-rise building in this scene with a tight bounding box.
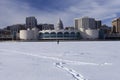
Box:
[56,19,64,30]
[75,17,101,30]
[112,18,120,33]
[75,19,79,30]
[26,16,37,29]
[95,20,102,29]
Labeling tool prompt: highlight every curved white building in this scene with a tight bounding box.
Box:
[78,28,99,39]
[85,29,99,39]
[19,30,29,40]
[80,29,99,39]
[19,28,39,40]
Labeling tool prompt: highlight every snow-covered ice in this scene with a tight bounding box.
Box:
[0,41,120,80]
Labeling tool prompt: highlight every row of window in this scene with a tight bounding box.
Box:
[39,32,81,39]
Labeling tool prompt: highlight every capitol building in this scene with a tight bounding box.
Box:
[38,19,81,40]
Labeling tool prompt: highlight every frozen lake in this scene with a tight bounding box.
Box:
[0,41,120,80]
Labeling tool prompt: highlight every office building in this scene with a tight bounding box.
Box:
[37,24,54,31]
[95,20,102,29]
[26,16,37,29]
[75,17,100,39]
[75,17,101,30]
[112,18,120,33]
[42,24,54,30]
[5,24,25,33]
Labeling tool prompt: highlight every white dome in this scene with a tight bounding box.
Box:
[56,18,64,30]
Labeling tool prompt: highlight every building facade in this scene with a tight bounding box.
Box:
[4,24,25,39]
[39,30,81,40]
[75,17,101,30]
[112,18,120,33]
[95,20,102,29]
[0,29,12,40]
[26,16,37,29]
[19,28,39,40]
[40,24,54,30]
[5,24,25,33]
[74,17,100,39]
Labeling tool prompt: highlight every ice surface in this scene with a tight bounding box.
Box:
[0,41,120,80]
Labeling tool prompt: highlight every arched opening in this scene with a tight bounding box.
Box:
[44,32,49,38]
[39,32,43,38]
[112,26,116,33]
[64,32,69,37]
[57,32,63,37]
[70,32,75,38]
[50,32,56,38]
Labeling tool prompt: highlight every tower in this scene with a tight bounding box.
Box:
[26,16,37,29]
[112,18,120,33]
[75,17,101,30]
[56,18,64,30]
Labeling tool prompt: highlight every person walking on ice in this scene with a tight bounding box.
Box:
[57,40,59,44]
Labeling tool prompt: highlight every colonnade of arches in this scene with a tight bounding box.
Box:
[39,32,81,39]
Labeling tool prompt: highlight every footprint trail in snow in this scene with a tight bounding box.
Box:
[55,62,87,80]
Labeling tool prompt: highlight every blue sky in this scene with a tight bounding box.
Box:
[0,0,120,28]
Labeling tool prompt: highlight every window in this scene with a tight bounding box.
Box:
[70,32,75,37]
[44,32,49,38]
[57,32,63,37]
[64,32,69,37]
[50,32,56,38]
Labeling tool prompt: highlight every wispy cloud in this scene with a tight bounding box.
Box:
[0,0,120,28]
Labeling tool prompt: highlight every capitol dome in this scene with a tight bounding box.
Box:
[56,18,64,30]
